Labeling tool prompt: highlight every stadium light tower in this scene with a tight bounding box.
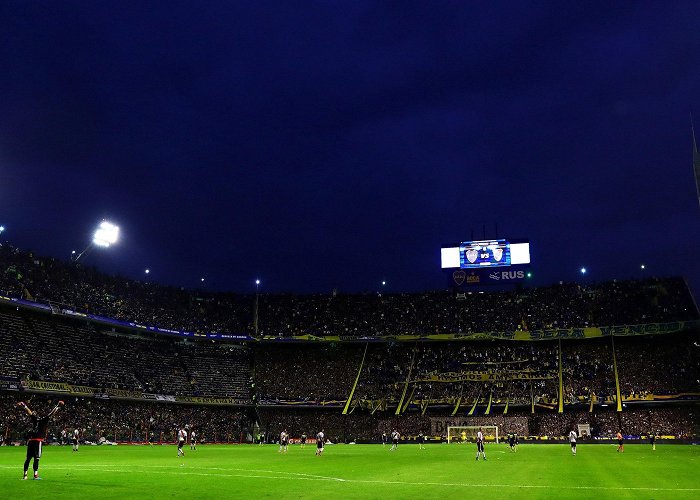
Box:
[0,225,5,234]
[580,267,587,275]
[74,221,120,262]
[254,279,261,337]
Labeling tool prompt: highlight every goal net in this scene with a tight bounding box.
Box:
[447,425,499,444]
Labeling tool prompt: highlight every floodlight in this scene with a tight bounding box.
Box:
[0,225,5,233]
[145,269,150,274]
[255,279,260,285]
[93,221,119,247]
[580,267,587,274]
[382,281,386,286]
[640,264,645,270]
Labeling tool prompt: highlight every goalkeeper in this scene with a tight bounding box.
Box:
[17,400,64,480]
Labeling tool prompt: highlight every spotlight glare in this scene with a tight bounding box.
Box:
[255,279,260,285]
[93,221,119,247]
[580,267,587,274]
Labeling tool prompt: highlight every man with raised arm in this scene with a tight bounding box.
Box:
[17,400,64,480]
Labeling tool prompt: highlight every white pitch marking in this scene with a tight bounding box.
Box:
[0,465,697,491]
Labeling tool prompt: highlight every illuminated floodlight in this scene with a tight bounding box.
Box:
[382,281,386,286]
[580,267,587,275]
[640,264,645,270]
[0,225,5,233]
[93,221,119,248]
[145,269,150,274]
[201,278,205,282]
[255,279,260,285]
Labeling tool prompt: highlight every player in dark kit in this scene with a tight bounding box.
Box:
[17,400,64,480]
[300,433,307,448]
[507,432,515,452]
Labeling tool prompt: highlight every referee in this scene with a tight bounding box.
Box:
[17,400,64,480]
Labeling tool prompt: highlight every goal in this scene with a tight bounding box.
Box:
[447,425,499,444]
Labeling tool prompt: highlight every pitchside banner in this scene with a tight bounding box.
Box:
[413,370,556,383]
[277,321,699,342]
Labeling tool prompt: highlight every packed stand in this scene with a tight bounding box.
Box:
[1,393,251,444]
[2,244,697,338]
[0,308,251,400]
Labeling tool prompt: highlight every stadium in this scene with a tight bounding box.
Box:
[1,239,699,498]
[3,2,700,499]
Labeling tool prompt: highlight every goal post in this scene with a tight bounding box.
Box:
[447,425,499,444]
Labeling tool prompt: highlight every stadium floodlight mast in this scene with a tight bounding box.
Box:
[254,279,261,336]
[0,225,5,234]
[640,264,646,270]
[580,267,587,275]
[73,221,120,262]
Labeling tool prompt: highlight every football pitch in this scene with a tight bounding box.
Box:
[1,443,698,499]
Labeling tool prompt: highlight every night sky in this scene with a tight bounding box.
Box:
[1,1,699,294]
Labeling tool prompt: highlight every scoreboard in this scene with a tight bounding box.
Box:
[441,238,530,286]
[441,239,530,269]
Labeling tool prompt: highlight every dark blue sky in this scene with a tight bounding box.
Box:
[1,1,699,293]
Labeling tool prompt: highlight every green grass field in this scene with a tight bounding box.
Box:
[1,443,698,499]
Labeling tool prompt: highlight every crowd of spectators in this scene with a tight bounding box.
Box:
[0,243,697,445]
[0,308,251,400]
[1,393,251,444]
[2,243,697,338]
[531,407,697,439]
[256,406,697,442]
[252,333,698,405]
[1,302,697,407]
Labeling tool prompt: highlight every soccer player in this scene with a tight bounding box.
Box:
[507,432,515,452]
[390,429,400,451]
[315,430,325,456]
[177,426,187,457]
[300,432,307,448]
[417,431,426,450]
[569,428,577,456]
[72,427,80,452]
[382,432,387,447]
[279,430,289,453]
[649,432,656,451]
[190,429,197,451]
[616,430,624,453]
[17,400,64,480]
[514,432,519,452]
[475,427,486,461]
